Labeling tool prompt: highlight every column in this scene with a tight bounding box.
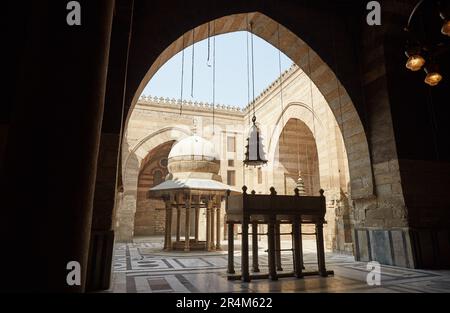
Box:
[185,206,191,252]
[211,206,216,251]
[5,0,116,292]
[316,222,328,277]
[227,223,235,274]
[216,207,221,250]
[195,207,200,243]
[275,222,283,271]
[206,202,212,251]
[293,219,304,278]
[166,205,173,251]
[241,216,250,282]
[176,207,181,243]
[252,222,260,273]
[267,215,278,281]
[163,201,170,250]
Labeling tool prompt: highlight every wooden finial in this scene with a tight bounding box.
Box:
[294,188,300,196]
[251,190,256,195]
[242,186,248,194]
[319,189,325,197]
[270,187,277,196]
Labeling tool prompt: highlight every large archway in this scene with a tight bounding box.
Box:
[134,141,174,237]
[116,10,411,271]
[126,12,375,204]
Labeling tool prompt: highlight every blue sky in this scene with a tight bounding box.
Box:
[142,31,293,108]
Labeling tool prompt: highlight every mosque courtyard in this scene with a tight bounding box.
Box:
[108,237,450,293]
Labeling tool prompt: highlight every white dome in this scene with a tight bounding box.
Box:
[168,135,220,160]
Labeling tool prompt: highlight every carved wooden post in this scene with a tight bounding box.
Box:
[293,218,304,278]
[241,186,250,282]
[317,189,327,277]
[226,190,235,274]
[268,187,278,281]
[267,214,277,281]
[252,222,260,273]
[275,221,283,271]
[316,222,327,276]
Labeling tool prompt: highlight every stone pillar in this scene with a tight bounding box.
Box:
[216,207,221,250]
[166,203,173,251]
[163,201,170,250]
[185,205,191,252]
[211,206,216,251]
[176,207,181,243]
[206,202,212,251]
[195,207,200,243]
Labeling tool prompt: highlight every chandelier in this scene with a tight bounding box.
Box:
[404,0,450,86]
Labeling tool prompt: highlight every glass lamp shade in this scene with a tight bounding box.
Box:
[424,71,443,86]
[442,19,450,36]
[244,122,268,167]
[406,55,426,71]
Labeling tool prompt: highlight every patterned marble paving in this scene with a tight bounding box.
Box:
[107,238,450,293]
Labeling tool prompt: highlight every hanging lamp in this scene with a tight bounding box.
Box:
[403,0,449,86]
[244,21,268,167]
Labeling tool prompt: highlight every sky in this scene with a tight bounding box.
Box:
[142,31,293,108]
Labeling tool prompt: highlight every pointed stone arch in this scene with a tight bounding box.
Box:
[127,12,374,201]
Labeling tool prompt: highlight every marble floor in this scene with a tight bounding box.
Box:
[108,237,450,293]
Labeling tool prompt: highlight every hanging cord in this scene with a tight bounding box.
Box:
[297,119,301,178]
[244,14,251,185]
[246,15,252,127]
[247,14,252,125]
[306,47,320,193]
[277,23,286,144]
[212,20,216,135]
[330,15,345,191]
[207,21,212,67]
[250,22,256,121]
[306,47,317,140]
[180,33,186,115]
[191,27,195,98]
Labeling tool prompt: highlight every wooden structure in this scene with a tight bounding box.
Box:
[226,186,334,282]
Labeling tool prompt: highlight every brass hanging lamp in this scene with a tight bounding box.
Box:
[244,21,267,167]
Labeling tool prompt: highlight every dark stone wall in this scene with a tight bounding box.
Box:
[2,0,450,292]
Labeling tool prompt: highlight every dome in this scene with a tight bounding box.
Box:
[168,135,220,161]
[167,135,221,178]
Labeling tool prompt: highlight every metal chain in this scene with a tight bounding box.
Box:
[191,27,195,98]
[180,33,185,116]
